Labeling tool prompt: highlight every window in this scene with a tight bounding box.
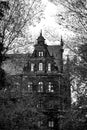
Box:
[37,100,43,108]
[39,63,43,71]
[15,82,20,88]
[49,121,54,127]
[38,121,43,127]
[48,82,54,92]
[38,82,43,92]
[48,63,51,71]
[28,82,32,92]
[31,63,34,71]
[39,52,43,57]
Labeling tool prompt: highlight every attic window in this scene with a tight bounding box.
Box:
[39,52,43,57]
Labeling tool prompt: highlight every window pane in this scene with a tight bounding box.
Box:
[38,82,43,92]
[39,52,43,56]
[48,63,51,71]
[38,121,43,127]
[28,82,32,92]
[39,63,43,71]
[49,121,54,127]
[48,82,54,92]
[31,63,34,71]
[37,100,43,108]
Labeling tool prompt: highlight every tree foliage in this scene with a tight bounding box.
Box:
[49,0,87,35]
[0,0,44,54]
[48,0,87,99]
[0,0,44,89]
[0,91,46,130]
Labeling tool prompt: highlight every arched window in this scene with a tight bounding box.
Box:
[39,63,43,71]
[48,82,54,92]
[48,63,51,71]
[28,82,32,92]
[31,63,34,71]
[38,82,43,92]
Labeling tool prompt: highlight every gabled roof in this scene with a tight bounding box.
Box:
[3,44,62,75]
[48,45,62,67]
[48,45,61,58]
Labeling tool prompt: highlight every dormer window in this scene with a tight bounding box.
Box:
[31,63,34,71]
[39,63,43,71]
[39,52,43,57]
[48,63,51,71]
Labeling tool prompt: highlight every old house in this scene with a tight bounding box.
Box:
[4,31,71,129]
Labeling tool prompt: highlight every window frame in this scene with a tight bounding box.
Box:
[48,63,51,71]
[31,63,34,71]
[39,51,43,57]
[49,121,54,128]
[39,62,43,71]
[37,100,43,108]
[48,82,54,92]
[38,121,43,127]
[28,82,32,92]
[38,82,43,92]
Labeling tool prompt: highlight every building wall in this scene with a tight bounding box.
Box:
[22,33,71,129]
[4,33,71,129]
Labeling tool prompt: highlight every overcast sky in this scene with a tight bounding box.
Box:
[29,0,76,44]
[8,0,76,54]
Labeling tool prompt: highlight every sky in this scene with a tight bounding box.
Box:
[8,0,76,55]
[19,0,76,57]
[29,0,75,45]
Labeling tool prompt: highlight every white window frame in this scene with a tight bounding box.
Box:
[39,52,43,57]
[48,63,51,71]
[31,63,34,71]
[38,82,43,92]
[39,63,43,71]
[48,82,54,92]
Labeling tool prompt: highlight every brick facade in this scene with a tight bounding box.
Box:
[5,32,71,129]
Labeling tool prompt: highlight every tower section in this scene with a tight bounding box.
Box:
[22,32,71,129]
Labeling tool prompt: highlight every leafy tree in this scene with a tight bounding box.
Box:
[49,0,87,35]
[0,0,44,54]
[48,0,87,100]
[48,0,87,55]
[0,92,46,130]
[0,0,44,89]
[0,1,9,89]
